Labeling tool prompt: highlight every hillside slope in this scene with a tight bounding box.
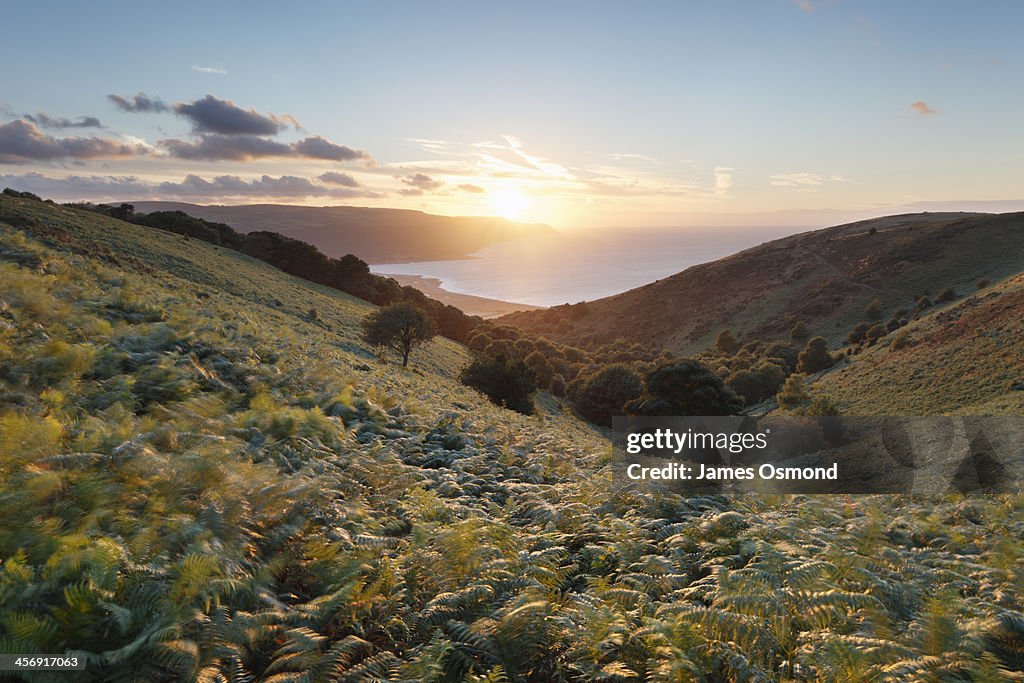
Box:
[130,200,555,263]
[500,212,1024,356]
[812,271,1024,415]
[1,196,1022,680]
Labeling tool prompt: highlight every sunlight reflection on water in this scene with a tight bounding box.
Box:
[371,226,801,307]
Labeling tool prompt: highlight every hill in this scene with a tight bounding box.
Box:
[129,200,556,263]
[811,270,1024,415]
[1,195,1022,680]
[499,212,1024,356]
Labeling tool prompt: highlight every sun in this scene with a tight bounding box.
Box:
[490,187,532,221]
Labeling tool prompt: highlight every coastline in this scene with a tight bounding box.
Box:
[383,273,543,318]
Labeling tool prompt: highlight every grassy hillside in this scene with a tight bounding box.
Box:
[500,212,1024,357]
[130,201,556,263]
[811,271,1024,415]
[1,196,1022,681]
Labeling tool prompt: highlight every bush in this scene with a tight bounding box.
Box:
[626,360,743,417]
[460,355,536,414]
[789,321,810,345]
[575,364,643,426]
[847,322,870,345]
[776,374,810,410]
[797,337,835,374]
[936,287,956,303]
[889,330,912,351]
[524,350,554,388]
[804,395,840,416]
[865,298,883,322]
[715,329,740,355]
[976,278,990,289]
[865,323,887,344]
[550,374,567,397]
[726,362,786,406]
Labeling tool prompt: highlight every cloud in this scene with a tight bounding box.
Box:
[794,0,815,13]
[910,100,937,115]
[24,112,104,129]
[399,173,444,191]
[192,65,228,75]
[457,183,485,193]
[770,172,849,190]
[0,120,149,164]
[318,171,360,187]
[107,92,169,113]
[172,95,296,136]
[292,136,370,162]
[398,188,423,196]
[160,134,293,161]
[0,171,383,201]
[714,166,733,197]
[161,133,372,162]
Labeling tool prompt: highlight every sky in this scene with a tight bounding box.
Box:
[1,0,1023,229]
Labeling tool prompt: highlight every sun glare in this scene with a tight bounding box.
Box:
[490,187,532,221]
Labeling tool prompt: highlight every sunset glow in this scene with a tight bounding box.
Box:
[489,186,533,222]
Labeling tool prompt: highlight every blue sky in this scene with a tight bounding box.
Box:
[2,0,1022,228]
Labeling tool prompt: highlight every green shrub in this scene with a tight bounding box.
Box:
[847,322,870,345]
[777,374,810,410]
[524,350,554,388]
[715,329,740,355]
[460,355,536,414]
[865,298,883,322]
[865,323,887,344]
[789,321,810,345]
[889,329,913,351]
[626,360,743,417]
[797,337,835,374]
[576,364,643,426]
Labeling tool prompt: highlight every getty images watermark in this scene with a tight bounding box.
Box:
[612,416,1024,495]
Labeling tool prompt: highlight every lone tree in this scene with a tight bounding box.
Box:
[361,303,436,367]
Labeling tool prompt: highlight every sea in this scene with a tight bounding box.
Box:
[370,226,805,307]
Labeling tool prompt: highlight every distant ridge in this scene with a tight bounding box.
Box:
[128,201,555,263]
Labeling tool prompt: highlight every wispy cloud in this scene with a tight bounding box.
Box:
[794,0,815,14]
[318,171,360,187]
[714,167,734,197]
[770,171,849,190]
[192,65,228,75]
[24,112,104,129]
[107,92,169,113]
[910,100,937,115]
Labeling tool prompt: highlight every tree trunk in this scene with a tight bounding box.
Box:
[402,346,410,367]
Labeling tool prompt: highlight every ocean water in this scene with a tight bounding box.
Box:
[371,226,803,307]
